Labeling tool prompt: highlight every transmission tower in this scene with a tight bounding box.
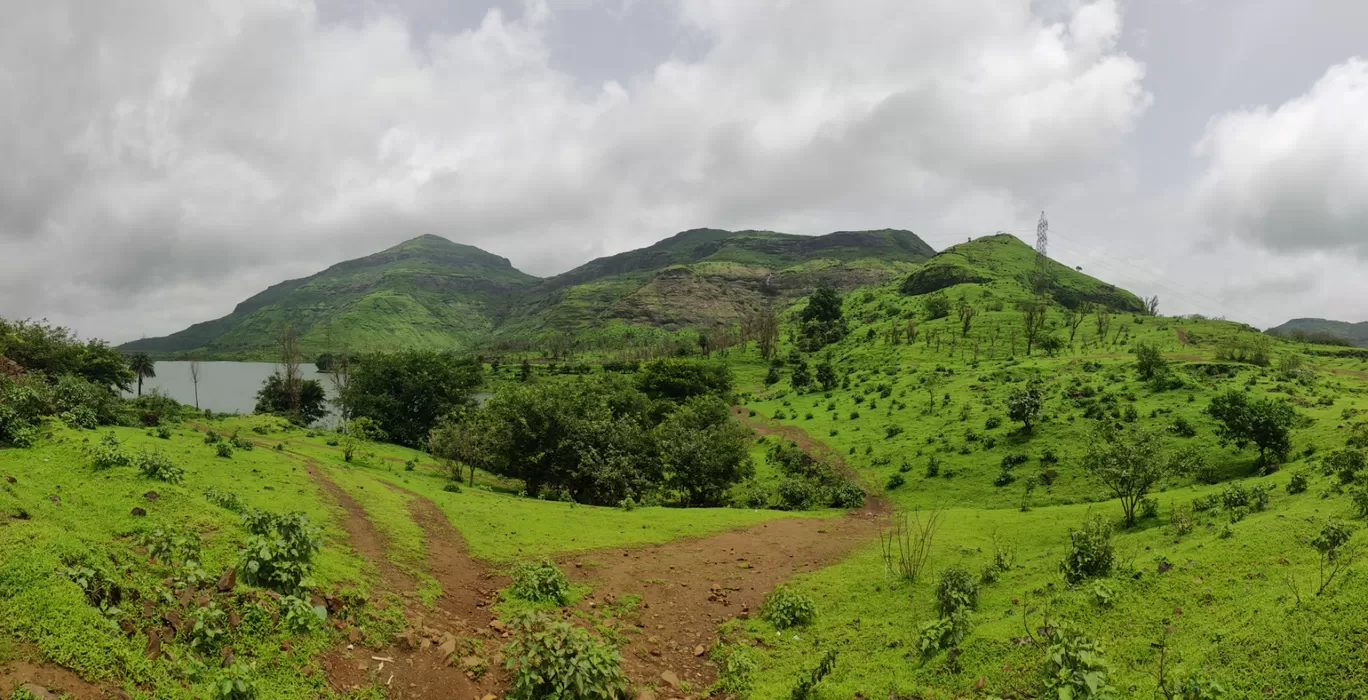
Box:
[1036,210,1048,259]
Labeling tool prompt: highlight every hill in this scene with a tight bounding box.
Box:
[119,235,538,359]
[901,233,1146,311]
[498,228,936,339]
[1268,317,1368,347]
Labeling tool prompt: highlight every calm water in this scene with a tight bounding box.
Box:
[127,361,335,415]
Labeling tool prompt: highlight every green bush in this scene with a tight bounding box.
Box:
[1287,471,1310,494]
[204,429,222,444]
[935,566,980,617]
[1039,621,1115,699]
[505,612,629,700]
[761,585,817,629]
[777,478,817,510]
[509,560,572,604]
[829,483,866,508]
[88,431,131,470]
[1060,515,1115,584]
[134,449,184,483]
[709,645,758,697]
[237,509,321,594]
[229,434,255,451]
[886,473,906,490]
[215,442,234,459]
[156,425,172,439]
[208,661,259,700]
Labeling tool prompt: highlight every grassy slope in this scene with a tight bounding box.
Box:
[1269,318,1368,347]
[724,270,1368,697]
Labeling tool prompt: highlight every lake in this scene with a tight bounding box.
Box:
[127,361,335,416]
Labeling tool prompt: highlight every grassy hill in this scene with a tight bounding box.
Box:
[119,235,539,360]
[498,228,936,341]
[123,229,936,359]
[1269,317,1368,347]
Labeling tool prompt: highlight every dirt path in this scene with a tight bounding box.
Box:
[557,414,887,695]
[302,459,507,699]
[0,658,115,700]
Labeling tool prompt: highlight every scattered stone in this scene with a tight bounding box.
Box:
[694,645,705,657]
[482,695,498,700]
[488,619,506,632]
[348,627,361,643]
[217,568,236,592]
[438,636,457,656]
[144,491,160,501]
[661,670,681,690]
[20,684,58,700]
[130,507,147,517]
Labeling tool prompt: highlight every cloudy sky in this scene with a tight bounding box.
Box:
[2,0,1366,343]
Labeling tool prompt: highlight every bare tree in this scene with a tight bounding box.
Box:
[880,509,943,581]
[956,298,978,338]
[905,318,919,346]
[1018,301,1049,356]
[1093,305,1112,346]
[278,324,302,418]
[754,305,779,360]
[1145,295,1160,316]
[1065,303,1090,348]
[188,358,202,410]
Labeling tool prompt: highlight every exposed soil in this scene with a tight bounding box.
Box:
[0,658,114,699]
[302,459,507,699]
[1176,327,1190,345]
[557,413,888,695]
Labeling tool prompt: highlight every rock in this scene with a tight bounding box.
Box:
[20,684,58,700]
[395,630,418,650]
[482,695,498,700]
[635,692,657,700]
[348,627,361,643]
[488,619,506,632]
[145,629,162,660]
[217,568,236,592]
[438,637,457,656]
[130,507,147,517]
[661,670,681,690]
[694,645,705,657]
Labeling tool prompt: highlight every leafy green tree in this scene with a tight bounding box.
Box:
[637,359,732,402]
[924,292,951,320]
[815,356,838,391]
[763,365,781,386]
[1132,341,1167,381]
[656,396,754,506]
[1082,426,1196,527]
[1206,390,1298,466]
[797,285,848,351]
[790,356,813,392]
[344,351,483,448]
[255,374,328,425]
[1007,384,1044,433]
[128,352,156,397]
[429,408,497,486]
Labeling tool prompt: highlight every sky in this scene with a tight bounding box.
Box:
[2,0,1366,344]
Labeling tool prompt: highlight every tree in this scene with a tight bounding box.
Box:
[656,396,754,506]
[922,371,945,414]
[905,318,919,345]
[797,286,848,351]
[815,356,838,391]
[1093,306,1112,346]
[255,374,328,425]
[429,408,497,487]
[924,293,951,320]
[1064,303,1090,348]
[519,359,532,382]
[1132,341,1167,381]
[751,306,779,360]
[790,356,813,392]
[344,351,484,448]
[278,325,303,416]
[1007,384,1044,433]
[1017,301,1049,356]
[1083,426,1195,527]
[637,359,732,402]
[1145,295,1160,316]
[128,353,156,397]
[956,299,977,338]
[1206,390,1298,467]
[188,359,202,410]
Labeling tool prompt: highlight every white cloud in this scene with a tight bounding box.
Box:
[0,0,1150,342]
[1192,57,1368,257]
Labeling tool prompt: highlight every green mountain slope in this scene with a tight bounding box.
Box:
[120,235,539,359]
[1268,317,1368,347]
[900,233,1145,311]
[500,228,936,338]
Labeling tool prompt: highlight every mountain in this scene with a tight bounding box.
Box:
[120,235,538,359]
[900,233,1146,311]
[498,228,936,338]
[1267,318,1368,347]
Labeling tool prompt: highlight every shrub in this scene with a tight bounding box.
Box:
[215,442,234,459]
[229,434,255,451]
[993,470,1017,487]
[1040,621,1115,699]
[1353,486,1368,519]
[205,487,247,513]
[709,645,758,697]
[985,415,1002,430]
[156,426,172,439]
[1287,471,1310,494]
[886,473,906,490]
[1001,453,1029,470]
[935,566,980,617]
[280,595,327,633]
[509,560,572,604]
[829,483,866,509]
[1138,497,1159,520]
[925,457,941,478]
[761,585,817,629]
[777,478,818,510]
[237,509,321,594]
[1327,449,1366,485]
[208,661,259,700]
[1220,483,1269,512]
[504,613,630,700]
[134,450,185,483]
[1061,515,1114,584]
[204,429,222,444]
[884,425,903,439]
[88,432,131,470]
[1171,416,1197,438]
[918,612,971,656]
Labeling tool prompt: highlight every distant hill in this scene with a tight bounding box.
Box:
[498,228,936,339]
[1267,318,1368,347]
[119,235,538,359]
[900,233,1146,312]
[122,229,938,358]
